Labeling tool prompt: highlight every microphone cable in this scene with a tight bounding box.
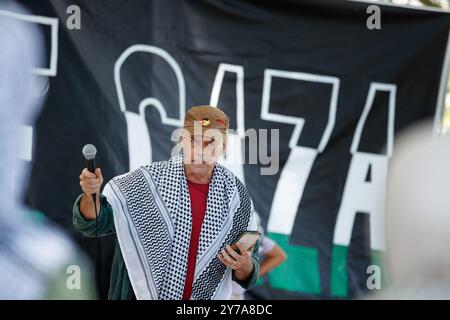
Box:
[93,194,101,298]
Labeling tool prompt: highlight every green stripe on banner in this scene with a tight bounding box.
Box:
[267,233,321,294]
[330,244,349,297]
[371,249,387,289]
[331,245,386,297]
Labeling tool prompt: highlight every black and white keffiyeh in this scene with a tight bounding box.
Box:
[103,154,257,300]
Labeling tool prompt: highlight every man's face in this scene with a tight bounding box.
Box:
[182,133,226,170]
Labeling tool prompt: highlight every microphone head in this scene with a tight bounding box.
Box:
[82,144,97,160]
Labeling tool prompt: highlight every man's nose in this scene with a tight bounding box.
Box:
[192,146,203,160]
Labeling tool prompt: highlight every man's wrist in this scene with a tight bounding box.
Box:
[234,262,254,281]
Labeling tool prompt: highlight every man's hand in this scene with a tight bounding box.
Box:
[80,168,103,196]
[217,242,254,282]
[79,168,103,220]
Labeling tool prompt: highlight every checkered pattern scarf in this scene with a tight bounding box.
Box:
[103,155,255,300]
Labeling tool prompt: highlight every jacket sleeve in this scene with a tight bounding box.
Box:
[72,193,115,237]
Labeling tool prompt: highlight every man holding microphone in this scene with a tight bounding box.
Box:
[73,106,260,300]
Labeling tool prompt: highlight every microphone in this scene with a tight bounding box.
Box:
[82,144,101,282]
[82,144,97,203]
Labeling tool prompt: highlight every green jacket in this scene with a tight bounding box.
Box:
[72,193,260,300]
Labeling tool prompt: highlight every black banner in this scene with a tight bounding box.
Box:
[14,0,450,299]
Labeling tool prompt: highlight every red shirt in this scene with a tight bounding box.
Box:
[182,180,209,300]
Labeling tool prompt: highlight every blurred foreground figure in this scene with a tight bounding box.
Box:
[0,0,93,299]
[371,121,450,299]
